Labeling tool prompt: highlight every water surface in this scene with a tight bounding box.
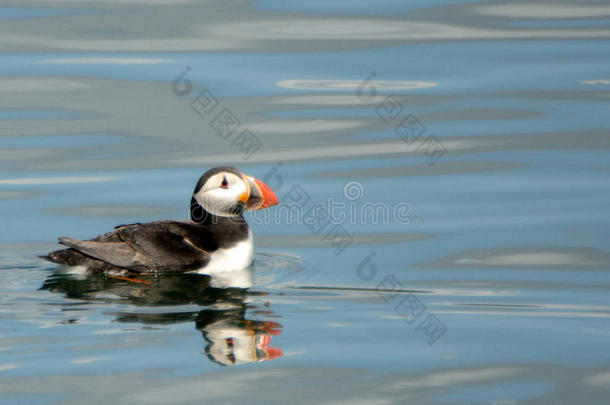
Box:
[1,0,610,404]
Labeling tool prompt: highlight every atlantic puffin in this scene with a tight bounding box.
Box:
[43,167,278,276]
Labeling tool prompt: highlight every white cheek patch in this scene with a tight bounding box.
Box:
[196,189,233,216]
[195,180,248,217]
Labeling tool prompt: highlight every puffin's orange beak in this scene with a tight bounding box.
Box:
[243,176,278,210]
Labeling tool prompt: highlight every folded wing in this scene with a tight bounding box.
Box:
[58,221,211,272]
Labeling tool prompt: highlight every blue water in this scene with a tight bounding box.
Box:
[1,1,610,404]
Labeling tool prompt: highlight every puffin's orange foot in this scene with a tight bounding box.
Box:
[106,275,151,285]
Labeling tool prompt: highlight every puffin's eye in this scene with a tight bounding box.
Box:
[220,176,229,188]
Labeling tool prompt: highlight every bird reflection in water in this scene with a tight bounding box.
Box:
[40,268,283,366]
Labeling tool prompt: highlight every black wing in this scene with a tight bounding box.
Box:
[58,221,212,272]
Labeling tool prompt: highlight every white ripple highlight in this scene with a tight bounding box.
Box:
[0,177,114,185]
[0,78,91,92]
[581,79,610,86]
[477,4,610,19]
[278,79,436,91]
[41,57,171,65]
[0,363,20,372]
[175,139,472,165]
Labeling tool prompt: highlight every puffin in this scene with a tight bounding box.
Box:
[42,167,278,277]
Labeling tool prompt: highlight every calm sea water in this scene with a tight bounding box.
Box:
[1,1,610,404]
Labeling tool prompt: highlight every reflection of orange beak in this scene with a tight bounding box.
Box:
[244,176,279,210]
[258,334,283,361]
[265,347,283,360]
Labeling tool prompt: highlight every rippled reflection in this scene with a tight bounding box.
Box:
[41,271,283,366]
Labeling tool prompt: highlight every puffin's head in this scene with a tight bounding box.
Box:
[191,166,278,219]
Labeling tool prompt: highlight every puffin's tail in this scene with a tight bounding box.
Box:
[39,247,90,267]
[39,254,57,263]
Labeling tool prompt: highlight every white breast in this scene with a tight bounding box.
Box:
[194,229,254,275]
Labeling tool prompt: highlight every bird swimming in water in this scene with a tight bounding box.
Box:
[42,167,278,279]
